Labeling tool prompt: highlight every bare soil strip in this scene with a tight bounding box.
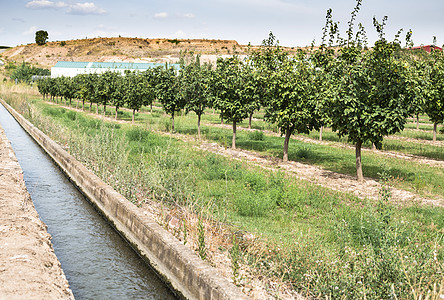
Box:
[44,102,444,207]
[0,125,74,299]
[385,135,444,147]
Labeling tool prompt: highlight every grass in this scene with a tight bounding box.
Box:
[3,90,443,299]
[32,98,444,198]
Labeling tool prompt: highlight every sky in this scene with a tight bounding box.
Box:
[1,0,443,48]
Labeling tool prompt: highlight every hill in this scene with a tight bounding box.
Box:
[0,37,246,68]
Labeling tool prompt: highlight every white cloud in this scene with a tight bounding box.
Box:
[25,1,106,15]
[26,0,67,9]
[67,2,106,15]
[183,13,195,18]
[23,26,39,35]
[154,12,168,19]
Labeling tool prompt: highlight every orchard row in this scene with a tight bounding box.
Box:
[37,32,444,182]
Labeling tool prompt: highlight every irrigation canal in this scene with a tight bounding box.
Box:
[0,103,176,299]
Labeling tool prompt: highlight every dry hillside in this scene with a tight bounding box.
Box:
[0,37,248,68]
[0,37,311,69]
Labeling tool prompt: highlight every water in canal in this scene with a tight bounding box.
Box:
[0,103,176,299]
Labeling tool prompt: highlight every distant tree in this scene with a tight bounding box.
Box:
[242,58,262,129]
[35,30,48,45]
[180,55,213,138]
[141,68,157,113]
[124,71,152,124]
[58,76,76,106]
[110,74,125,120]
[156,65,184,131]
[74,74,94,111]
[37,78,50,99]
[94,71,119,116]
[423,48,444,141]
[212,55,252,149]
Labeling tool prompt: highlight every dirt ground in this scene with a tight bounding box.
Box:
[0,125,74,299]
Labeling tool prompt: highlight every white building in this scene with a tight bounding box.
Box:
[51,61,179,78]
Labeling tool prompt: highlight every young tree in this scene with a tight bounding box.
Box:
[310,9,338,141]
[37,78,50,99]
[423,48,444,141]
[254,34,320,161]
[110,73,125,120]
[156,65,184,131]
[180,55,213,138]
[74,74,94,111]
[328,11,413,181]
[94,71,119,116]
[140,68,157,113]
[212,56,251,149]
[124,71,151,124]
[86,73,100,113]
[58,76,76,107]
[48,77,61,103]
[242,59,262,129]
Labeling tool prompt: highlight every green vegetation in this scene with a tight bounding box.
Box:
[7,62,50,83]
[2,92,442,299]
[3,0,444,297]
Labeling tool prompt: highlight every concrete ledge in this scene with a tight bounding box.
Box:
[1,99,248,300]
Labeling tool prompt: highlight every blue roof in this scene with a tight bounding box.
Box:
[54,61,179,70]
[54,61,89,68]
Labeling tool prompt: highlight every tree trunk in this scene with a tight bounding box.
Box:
[115,106,118,120]
[150,103,153,113]
[103,103,106,117]
[283,128,292,162]
[89,101,92,112]
[232,120,237,149]
[416,114,419,130]
[319,126,323,141]
[132,109,135,124]
[96,103,98,115]
[249,113,253,129]
[356,139,364,182]
[82,100,85,111]
[433,122,437,142]
[172,112,175,132]
[372,143,376,151]
[197,114,201,138]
